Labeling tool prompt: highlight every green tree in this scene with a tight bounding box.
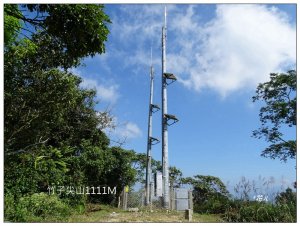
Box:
[4,3,131,214]
[169,166,183,188]
[4,64,110,154]
[252,70,296,162]
[131,153,183,188]
[182,175,230,214]
[4,4,111,69]
[4,5,21,46]
[73,142,136,204]
[131,153,162,183]
[4,4,147,221]
[4,4,112,154]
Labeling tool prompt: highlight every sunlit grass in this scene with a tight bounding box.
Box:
[67,204,223,223]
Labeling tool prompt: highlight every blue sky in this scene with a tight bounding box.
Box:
[71,4,296,192]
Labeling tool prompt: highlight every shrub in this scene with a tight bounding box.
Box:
[276,188,296,206]
[194,194,230,214]
[4,192,16,221]
[223,200,296,222]
[5,193,71,222]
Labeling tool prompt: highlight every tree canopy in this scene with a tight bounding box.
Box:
[252,70,296,162]
[4,4,111,155]
[4,4,139,217]
[182,175,230,214]
[4,4,21,46]
[4,4,111,69]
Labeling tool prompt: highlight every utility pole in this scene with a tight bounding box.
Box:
[145,47,160,206]
[161,6,178,209]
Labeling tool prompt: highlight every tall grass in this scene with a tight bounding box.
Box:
[223,176,296,222]
[224,201,296,222]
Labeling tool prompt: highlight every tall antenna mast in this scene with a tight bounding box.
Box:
[145,46,160,206]
[161,6,179,209]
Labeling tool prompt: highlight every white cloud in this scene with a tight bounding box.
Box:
[81,78,119,104]
[67,67,119,104]
[107,118,142,139]
[117,122,143,139]
[109,5,167,72]
[170,4,296,97]
[108,4,295,97]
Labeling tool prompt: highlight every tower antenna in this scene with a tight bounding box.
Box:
[161,5,179,209]
[145,44,160,206]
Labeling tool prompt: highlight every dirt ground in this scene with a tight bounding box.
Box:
[68,205,223,223]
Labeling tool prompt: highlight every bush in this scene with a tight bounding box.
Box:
[4,192,16,221]
[224,200,296,222]
[194,194,229,214]
[276,188,296,206]
[5,193,72,222]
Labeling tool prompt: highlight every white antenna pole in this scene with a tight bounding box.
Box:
[162,5,170,209]
[145,42,160,206]
[161,5,179,210]
[150,45,153,68]
[145,56,154,206]
[164,6,167,29]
